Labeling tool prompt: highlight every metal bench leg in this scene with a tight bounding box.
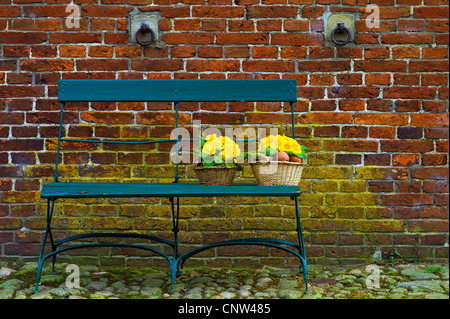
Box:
[294,197,308,293]
[35,199,56,292]
[169,197,182,291]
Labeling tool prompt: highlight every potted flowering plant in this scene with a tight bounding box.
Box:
[250,135,307,186]
[193,134,243,185]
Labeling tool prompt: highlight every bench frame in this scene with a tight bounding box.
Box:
[35,79,308,293]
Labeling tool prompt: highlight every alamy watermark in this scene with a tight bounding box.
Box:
[65,264,80,289]
[365,5,380,29]
[65,3,80,29]
[365,264,380,289]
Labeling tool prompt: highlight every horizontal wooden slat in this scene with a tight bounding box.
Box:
[41,182,301,199]
[58,79,297,102]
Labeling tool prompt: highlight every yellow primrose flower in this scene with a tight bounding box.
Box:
[201,134,241,163]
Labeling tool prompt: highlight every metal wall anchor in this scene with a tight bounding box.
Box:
[331,23,351,46]
[135,23,155,46]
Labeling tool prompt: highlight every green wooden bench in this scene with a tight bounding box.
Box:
[35,79,308,293]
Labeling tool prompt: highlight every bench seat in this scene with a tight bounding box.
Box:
[41,182,301,200]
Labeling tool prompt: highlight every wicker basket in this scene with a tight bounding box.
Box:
[194,166,238,186]
[250,160,306,186]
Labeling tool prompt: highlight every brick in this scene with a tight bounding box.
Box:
[271,33,324,46]
[411,167,449,180]
[162,32,215,45]
[193,112,244,124]
[202,19,227,31]
[88,46,114,58]
[395,100,420,112]
[77,59,128,71]
[173,19,201,31]
[49,32,102,44]
[424,127,449,139]
[311,100,336,111]
[423,154,448,166]
[354,60,406,72]
[171,46,196,58]
[335,154,362,165]
[394,74,420,86]
[398,19,425,31]
[365,154,391,166]
[20,59,74,72]
[421,73,447,87]
[383,87,436,99]
[0,31,47,44]
[247,5,298,18]
[380,140,434,153]
[300,112,353,124]
[192,6,244,18]
[410,113,449,126]
[187,60,240,72]
[298,61,350,72]
[397,127,423,139]
[365,73,391,85]
[253,46,278,59]
[309,47,334,59]
[324,139,378,152]
[246,113,293,124]
[243,60,294,73]
[35,18,61,31]
[368,181,394,193]
[392,154,420,166]
[280,47,307,59]
[339,100,364,111]
[392,47,420,59]
[137,112,191,125]
[423,180,449,193]
[414,6,449,18]
[410,60,449,72]
[328,87,380,99]
[381,194,434,206]
[369,126,396,139]
[426,20,449,33]
[81,112,134,124]
[342,126,367,138]
[364,47,390,59]
[301,5,326,18]
[313,126,339,137]
[284,20,309,31]
[382,33,434,44]
[361,6,412,19]
[0,86,45,98]
[409,220,449,233]
[81,5,132,17]
[59,45,86,57]
[216,33,269,45]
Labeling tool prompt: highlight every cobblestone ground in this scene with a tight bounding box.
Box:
[0,261,448,299]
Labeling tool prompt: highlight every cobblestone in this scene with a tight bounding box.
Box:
[0,262,448,299]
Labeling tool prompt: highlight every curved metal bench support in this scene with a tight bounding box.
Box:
[35,196,308,293]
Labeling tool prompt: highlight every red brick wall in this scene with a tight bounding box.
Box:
[0,0,448,266]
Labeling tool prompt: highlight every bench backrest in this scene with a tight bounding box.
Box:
[54,79,298,182]
[58,79,297,102]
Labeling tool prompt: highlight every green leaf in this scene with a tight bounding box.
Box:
[194,149,202,158]
[202,160,214,168]
[262,147,277,156]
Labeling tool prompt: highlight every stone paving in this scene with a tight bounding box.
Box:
[0,261,448,299]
